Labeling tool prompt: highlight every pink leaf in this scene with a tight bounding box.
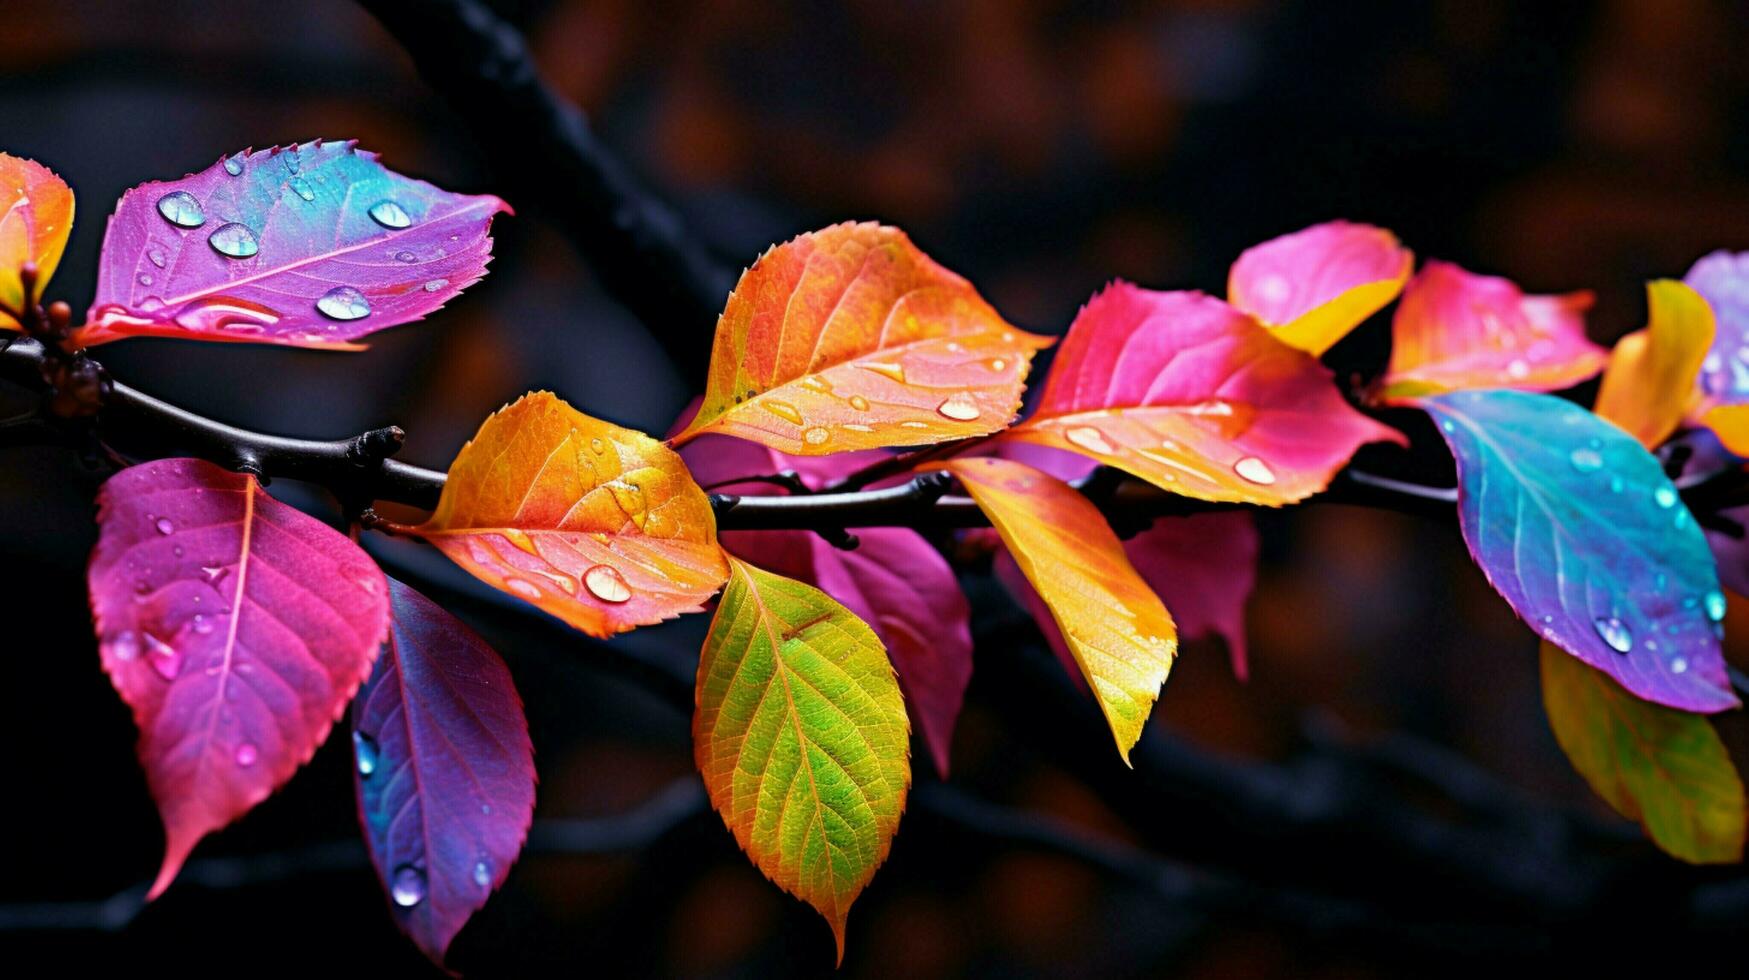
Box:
[75,140,508,349]
[678,426,972,775]
[1381,259,1605,398]
[88,458,390,897]
[353,578,536,965]
[1227,221,1413,355]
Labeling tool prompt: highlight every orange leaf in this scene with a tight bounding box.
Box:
[1595,280,1714,448]
[1001,284,1403,505]
[933,456,1177,761]
[1704,404,1749,458]
[0,152,75,329]
[672,222,1052,454]
[406,392,728,637]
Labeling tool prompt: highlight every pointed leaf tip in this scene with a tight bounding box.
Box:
[1228,220,1411,355]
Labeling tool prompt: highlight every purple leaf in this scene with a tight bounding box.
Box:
[1422,389,1736,712]
[353,578,535,965]
[88,458,390,898]
[676,421,973,776]
[1685,250,1749,402]
[76,140,508,349]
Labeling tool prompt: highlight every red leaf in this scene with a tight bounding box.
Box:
[353,578,536,965]
[88,459,389,897]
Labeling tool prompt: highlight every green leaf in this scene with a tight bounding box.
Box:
[694,556,911,961]
[1540,641,1746,864]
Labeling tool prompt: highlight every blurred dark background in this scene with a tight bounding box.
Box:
[6,1,1749,976]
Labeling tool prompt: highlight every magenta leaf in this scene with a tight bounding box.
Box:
[1422,390,1736,712]
[677,424,973,775]
[353,578,536,965]
[76,140,509,349]
[88,458,390,897]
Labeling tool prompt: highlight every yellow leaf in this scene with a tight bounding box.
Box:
[0,152,75,329]
[1595,280,1714,448]
[406,391,728,637]
[673,222,1052,454]
[695,556,910,961]
[1540,641,1745,864]
[933,456,1177,761]
[1703,404,1749,458]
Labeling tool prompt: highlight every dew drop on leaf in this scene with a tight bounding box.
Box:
[848,395,869,411]
[208,222,259,259]
[422,278,448,292]
[315,286,371,321]
[394,250,417,263]
[1569,448,1603,472]
[353,731,379,777]
[148,248,167,268]
[1233,456,1277,485]
[137,274,153,287]
[1594,616,1634,653]
[110,630,141,662]
[191,614,213,635]
[1065,426,1114,454]
[222,153,244,176]
[765,400,804,425]
[289,176,316,202]
[390,865,427,907]
[1706,590,1728,622]
[802,426,831,446]
[1654,485,1678,509]
[154,517,174,535]
[936,393,981,421]
[1674,657,1690,674]
[472,860,491,889]
[156,191,205,228]
[234,742,258,767]
[504,578,541,600]
[368,200,412,229]
[583,564,632,604]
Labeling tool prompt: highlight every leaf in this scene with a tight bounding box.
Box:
[1540,641,1744,864]
[672,222,1053,454]
[1000,283,1403,505]
[88,458,390,897]
[695,556,910,961]
[1684,249,1749,403]
[1703,404,1749,457]
[0,152,75,328]
[406,391,728,638]
[934,456,1177,761]
[353,578,536,964]
[678,428,971,775]
[1381,260,1605,398]
[74,140,508,349]
[1595,281,1713,448]
[1421,389,1736,712]
[1226,220,1412,355]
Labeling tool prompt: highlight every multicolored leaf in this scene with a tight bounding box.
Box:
[1421,389,1736,712]
[934,456,1177,761]
[1000,283,1403,505]
[672,222,1053,454]
[75,140,507,349]
[0,152,75,328]
[1595,281,1713,448]
[1684,250,1749,403]
[404,391,728,638]
[694,556,910,961]
[678,428,971,775]
[1381,260,1605,398]
[88,458,390,897]
[1540,642,1744,864]
[1227,220,1412,355]
[353,578,536,965]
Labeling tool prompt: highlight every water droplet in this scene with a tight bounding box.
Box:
[202,564,227,583]
[987,358,1007,372]
[110,631,141,662]
[289,176,316,202]
[1655,486,1678,509]
[1609,475,1624,493]
[1594,616,1633,653]
[589,437,606,455]
[154,517,174,535]
[505,578,541,600]
[222,153,244,176]
[145,633,184,680]
[369,200,412,229]
[354,732,379,776]
[156,191,205,228]
[315,286,371,321]
[937,393,981,421]
[390,865,426,907]
[802,426,831,446]
[848,395,870,411]
[1439,419,1455,434]
[765,400,804,425]
[282,146,301,173]
[208,222,259,258]
[1706,590,1728,622]
[1506,359,1530,380]
[1568,448,1603,472]
[234,742,258,767]
[191,614,213,635]
[583,565,632,603]
[422,278,448,292]
[1233,456,1277,485]
[860,361,906,383]
[472,860,491,888]
[394,249,417,263]
[148,247,167,268]
[1065,426,1114,454]
[1676,509,1691,530]
[137,273,154,287]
